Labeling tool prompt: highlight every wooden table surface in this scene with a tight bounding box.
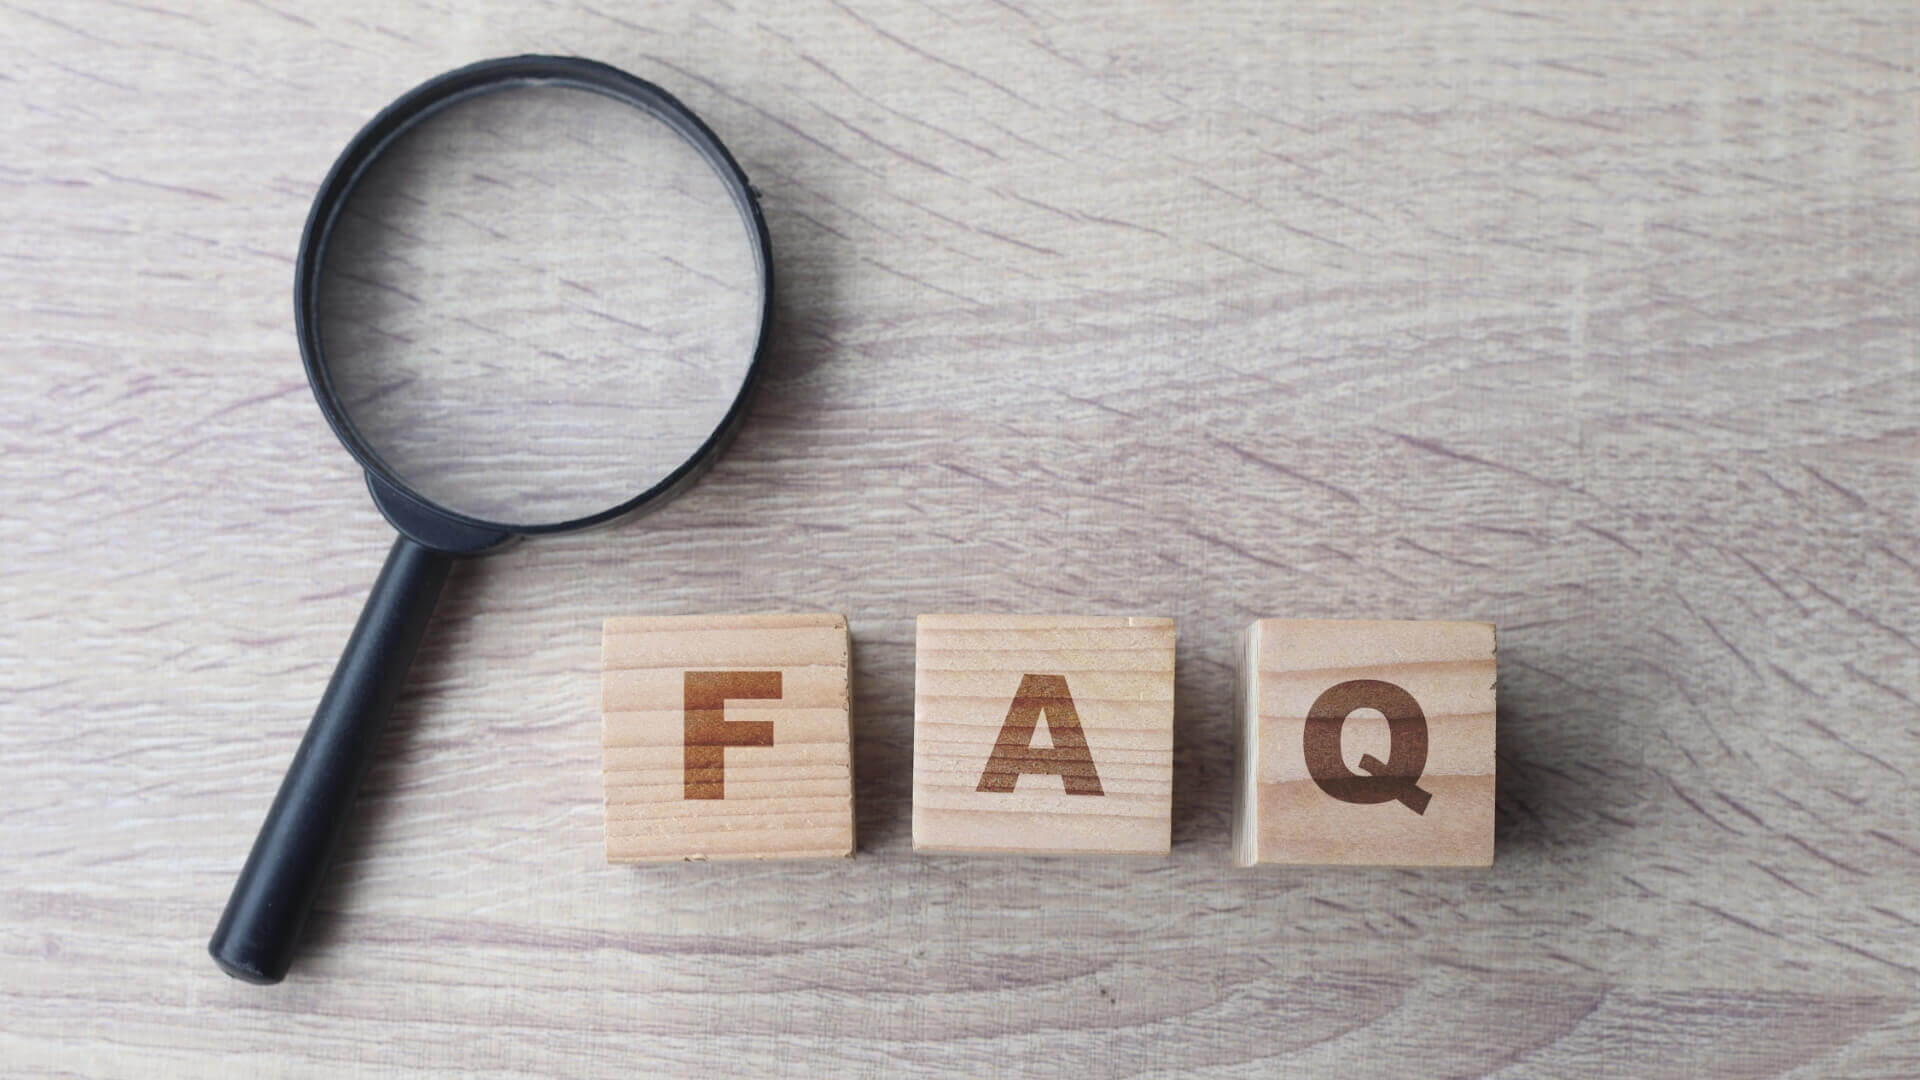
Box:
[5,3,1918,1076]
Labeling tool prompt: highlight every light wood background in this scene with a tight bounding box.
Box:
[5,2,1918,1077]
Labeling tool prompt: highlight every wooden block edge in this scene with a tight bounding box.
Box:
[605,612,848,635]
[917,613,1177,632]
[607,842,856,864]
[1232,620,1260,868]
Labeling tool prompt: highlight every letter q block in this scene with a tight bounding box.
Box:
[1234,619,1495,867]
[602,614,854,862]
[913,614,1176,856]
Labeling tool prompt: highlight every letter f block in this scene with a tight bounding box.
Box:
[1234,619,1496,867]
[603,614,854,862]
[913,615,1176,856]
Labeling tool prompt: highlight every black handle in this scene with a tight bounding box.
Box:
[209,534,454,983]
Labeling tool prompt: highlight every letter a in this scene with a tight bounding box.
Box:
[977,673,1104,796]
[684,671,781,800]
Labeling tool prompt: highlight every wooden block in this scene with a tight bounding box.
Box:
[912,614,1176,856]
[601,613,854,862]
[1233,619,1496,867]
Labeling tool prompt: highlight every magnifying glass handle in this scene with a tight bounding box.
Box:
[209,534,454,984]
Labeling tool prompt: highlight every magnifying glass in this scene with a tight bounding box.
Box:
[209,56,771,984]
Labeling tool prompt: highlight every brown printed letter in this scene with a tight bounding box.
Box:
[1302,678,1432,814]
[977,673,1104,796]
[684,671,781,800]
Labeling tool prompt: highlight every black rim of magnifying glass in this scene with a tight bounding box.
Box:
[293,55,774,538]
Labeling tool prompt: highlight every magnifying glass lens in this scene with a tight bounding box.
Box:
[315,84,762,527]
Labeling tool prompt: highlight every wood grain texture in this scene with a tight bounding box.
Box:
[602,614,853,862]
[912,614,1175,855]
[1234,619,1496,867]
[3,1,1919,1077]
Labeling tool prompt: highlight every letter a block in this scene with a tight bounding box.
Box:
[1234,619,1495,867]
[913,614,1176,856]
[602,614,854,862]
